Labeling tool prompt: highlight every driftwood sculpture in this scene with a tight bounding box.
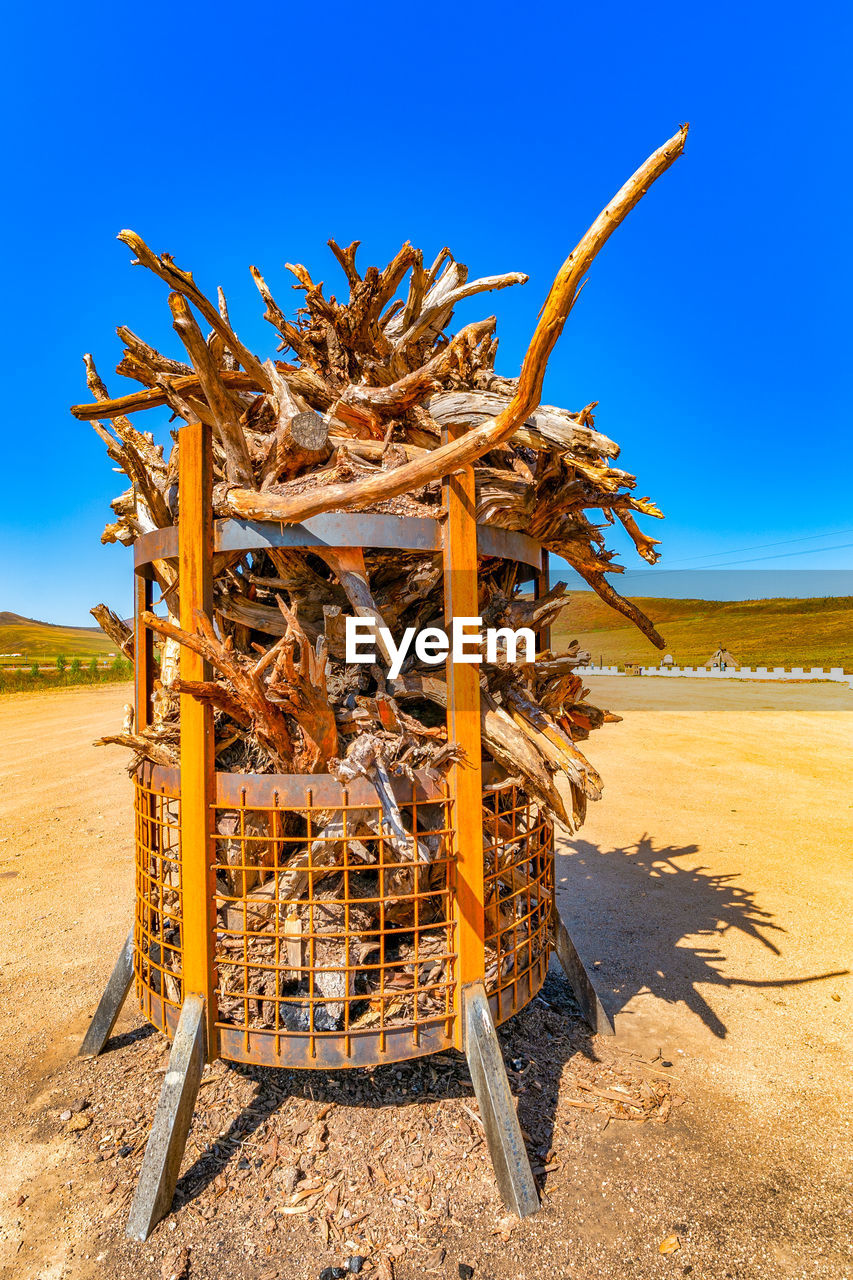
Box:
[74,126,686,1032]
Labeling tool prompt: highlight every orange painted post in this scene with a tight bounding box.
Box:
[178,419,218,1059]
[442,431,486,1045]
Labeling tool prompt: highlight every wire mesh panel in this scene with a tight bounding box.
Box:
[133,775,183,1035]
[484,781,554,1024]
[212,781,457,1067]
[132,768,553,1067]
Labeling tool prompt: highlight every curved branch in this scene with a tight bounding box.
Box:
[327,239,361,291]
[335,317,496,419]
[117,231,272,391]
[394,270,528,349]
[225,125,688,526]
[168,293,254,487]
[71,370,262,421]
[571,565,666,649]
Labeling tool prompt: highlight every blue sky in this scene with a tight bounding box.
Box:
[0,1,850,624]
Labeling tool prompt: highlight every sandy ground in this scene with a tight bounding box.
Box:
[0,680,850,1280]
[560,677,852,1110]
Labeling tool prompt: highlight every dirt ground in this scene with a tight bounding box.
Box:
[0,679,850,1280]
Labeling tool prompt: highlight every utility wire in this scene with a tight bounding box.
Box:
[660,542,853,570]
[661,527,853,567]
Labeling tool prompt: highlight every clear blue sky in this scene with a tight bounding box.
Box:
[0,1,850,625]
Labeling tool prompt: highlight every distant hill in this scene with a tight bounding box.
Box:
[0,612,118,659]
[4,596,851,670]
[551,593,853,672]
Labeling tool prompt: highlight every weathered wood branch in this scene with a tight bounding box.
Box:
[168,292,254,487]
[250,265,318,366]
[91,604,134,659]
[117,231,272,391]
[267,599,338,772]
[71,370,263,421]
[393,271,528,350]
[142,609,295,769]
[95,732,176,768]
[615,508,662,563]
[314,547,394,667]
[84,356,172,529]
[116,326,192,379]
[224,127,687,530]
[429,390,619,458]
[259,363,330,488]
[327,239,361,292]
[482,582,574,634]
[80,127,688,931]
[389,673,573,829]
[570,566,665,648]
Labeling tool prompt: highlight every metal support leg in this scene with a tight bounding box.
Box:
[126,994,206,1241]
[553,907,615,1036]
[79,927,134,1058]
[462,983,539,1218]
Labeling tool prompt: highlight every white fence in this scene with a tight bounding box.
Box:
[575,664,852,685]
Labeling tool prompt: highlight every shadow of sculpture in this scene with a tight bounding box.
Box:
[159,831,848,1215]
[556,832,848,1038]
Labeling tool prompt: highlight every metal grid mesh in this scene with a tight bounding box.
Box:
[133,779,183,1028]
[483,782,554,1023]
[133,775,553,1065]
[212,784,456,1062]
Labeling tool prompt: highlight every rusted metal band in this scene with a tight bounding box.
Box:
[138,761,466,807]
[141,965,544,1070]
[477,525,542,569]
[133,514,541,573]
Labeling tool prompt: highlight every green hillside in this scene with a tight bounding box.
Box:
[551,593,853,672]
[0,612,118,662]
[3,596,851,672]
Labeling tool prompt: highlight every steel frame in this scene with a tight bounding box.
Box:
[81,418,613,1239]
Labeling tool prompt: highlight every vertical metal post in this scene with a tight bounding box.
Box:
[534,547,551,654]
[135,573,154,730]
[441,451,540,1216]
[178,419,218,1058]
[134,568,156,1012]
[125,423,217,1239]
[442,437,486,1037]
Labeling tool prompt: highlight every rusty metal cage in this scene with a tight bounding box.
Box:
[82,416,610,1239]
[133,766,553,1069]
[127,417,556,1074]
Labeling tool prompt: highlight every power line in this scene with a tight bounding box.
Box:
[662,527,853,567]
[662,541,853,570]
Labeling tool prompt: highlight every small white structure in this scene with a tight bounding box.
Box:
[705,644,739,671]
[575,663,851,686]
